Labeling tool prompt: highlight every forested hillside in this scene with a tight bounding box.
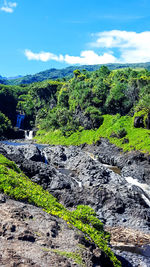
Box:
[0,66,150,152]
[32,66,149,131]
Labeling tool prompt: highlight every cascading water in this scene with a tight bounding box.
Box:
[25,130,33,140]
[42,151,48,164]
[16,114,25,129]
[125,176,150,207]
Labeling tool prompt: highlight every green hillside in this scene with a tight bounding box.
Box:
[2,62,150,85]
[0,66,150,154]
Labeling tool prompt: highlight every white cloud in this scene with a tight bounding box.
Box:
[25,49,117,65]
[91,30,150,63]
[25,30,150,65]
[1,1,17,13]
[64,50,116,64]
[25,50,64,62]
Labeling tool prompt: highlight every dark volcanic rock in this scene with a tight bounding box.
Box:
[134,116,144,128]
[20,159,74,191]
[146,113,150,129]
[0,144,42,162]
[134,112,150,129]
[1,140,150,232]
[0,139,150,266]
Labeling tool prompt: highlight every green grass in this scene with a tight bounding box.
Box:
[0,154,121,267]
[35,114,150,153]
[51,249,85,266]
[41,247,86,266]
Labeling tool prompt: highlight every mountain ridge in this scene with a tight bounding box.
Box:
[1,62,150,85]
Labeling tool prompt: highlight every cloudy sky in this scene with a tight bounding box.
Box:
[0,0,150,76]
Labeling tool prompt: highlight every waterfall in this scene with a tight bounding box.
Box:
[125,176,150,207]
[25,130,33,140]
[16,114,25,129]
[43,151,48,164]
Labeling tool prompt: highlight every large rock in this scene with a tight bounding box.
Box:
[134,112,150,129]
[0,143,43,163]
[146,112,150,129]
[0,193,119,267]
[134,116,144,128]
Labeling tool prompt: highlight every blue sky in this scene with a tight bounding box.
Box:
[0,0,150,77]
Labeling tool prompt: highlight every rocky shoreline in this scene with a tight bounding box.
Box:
[0,138,150,266]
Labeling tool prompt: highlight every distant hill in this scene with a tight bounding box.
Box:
[2,62,150,85]
[0,75,7,84]
[8,75,23,80]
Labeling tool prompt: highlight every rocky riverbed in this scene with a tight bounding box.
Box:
[0,138,150,266]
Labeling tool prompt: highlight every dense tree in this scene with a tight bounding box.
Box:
[1,66,150,136]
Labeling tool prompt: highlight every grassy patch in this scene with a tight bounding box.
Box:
[51,249,85,266]
[41,247,85,266]
[35,114,150,153]
[0,154,121,267]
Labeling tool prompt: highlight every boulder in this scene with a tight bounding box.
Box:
[134,116,144,128]
[145,112,150,129]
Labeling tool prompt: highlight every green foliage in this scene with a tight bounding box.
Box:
[1,65,150,139]
[0,112,11,136]
[105,82,130,115]
[112,128,127,139]
[0,154,121,267]
[58,86,69,108]
[73,69,81,78]
[72,205,107,234]
[16,80,64,128]
[36,114,150,153]
[0,84,26,124]
[135,84,150,112]
[50,249,85,266]
[37,66,150,136]
[84,106,103,129]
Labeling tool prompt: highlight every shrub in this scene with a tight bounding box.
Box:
[0,112,11,136]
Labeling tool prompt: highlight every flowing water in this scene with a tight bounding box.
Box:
[25,130,33,140]
[125,176,150,207]
[58,168,82,188]
[16,114,25,129]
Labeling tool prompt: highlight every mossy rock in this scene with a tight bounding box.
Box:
[133,110,149,128]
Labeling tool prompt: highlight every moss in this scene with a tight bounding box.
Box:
[0,154,121,267]
[0,154,21,173]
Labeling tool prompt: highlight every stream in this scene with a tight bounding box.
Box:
[0,138,150,266]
